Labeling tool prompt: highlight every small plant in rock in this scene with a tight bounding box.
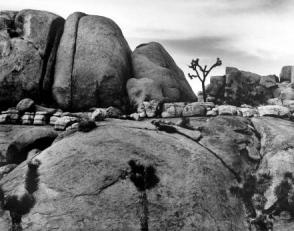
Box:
[230,171,273,230]
[188,58,222,102]
[128,159,160,231]
[78,119,97,132]
[267,172,294,217]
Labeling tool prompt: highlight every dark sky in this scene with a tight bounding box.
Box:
[1,0,294,92]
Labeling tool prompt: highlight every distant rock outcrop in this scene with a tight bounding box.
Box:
[53,12,132,111]
[127,42,197,109]
[0,10,64,109]
[206,67,279,106]
[225,67,278,106]
[280,66,294,83]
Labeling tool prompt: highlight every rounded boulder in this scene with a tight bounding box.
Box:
[127,42,197,108]
[53,13,132,111]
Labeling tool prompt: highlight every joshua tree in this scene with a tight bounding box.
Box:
[128,160,160,231]
[188,58,222,102]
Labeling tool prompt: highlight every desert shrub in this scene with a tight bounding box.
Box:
[78,120,97,132]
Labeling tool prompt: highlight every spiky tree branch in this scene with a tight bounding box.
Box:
[188,58,222,102]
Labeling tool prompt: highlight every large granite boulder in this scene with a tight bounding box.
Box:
[0,117,261,230]
[53,13,132,111]
[225,67,277,106]
[280,66,294,83]
[0,10,64,109]
[127,42,197,108]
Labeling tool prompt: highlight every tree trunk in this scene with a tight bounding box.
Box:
[139,191,149,231]
[10,212,22,231]
[202,81,207,102]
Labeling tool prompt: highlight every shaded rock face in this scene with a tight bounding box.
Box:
[0,117,262,230]
[0,125,40,163]
[0,10,64,109]
[6,127,58,164]
[206,75,226,103]
[224,67,277,106]
[127,42,197,109]
[53,12,132,111]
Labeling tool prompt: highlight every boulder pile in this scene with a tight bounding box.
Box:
[0,10,197,113]
[206,66,294,107]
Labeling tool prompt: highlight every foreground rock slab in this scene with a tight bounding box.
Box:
[0,117,259,231]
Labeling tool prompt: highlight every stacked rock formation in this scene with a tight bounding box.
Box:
[0,10,197,112]
[205,66,294,107]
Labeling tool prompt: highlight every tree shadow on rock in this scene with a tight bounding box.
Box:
[128,159,160,231]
